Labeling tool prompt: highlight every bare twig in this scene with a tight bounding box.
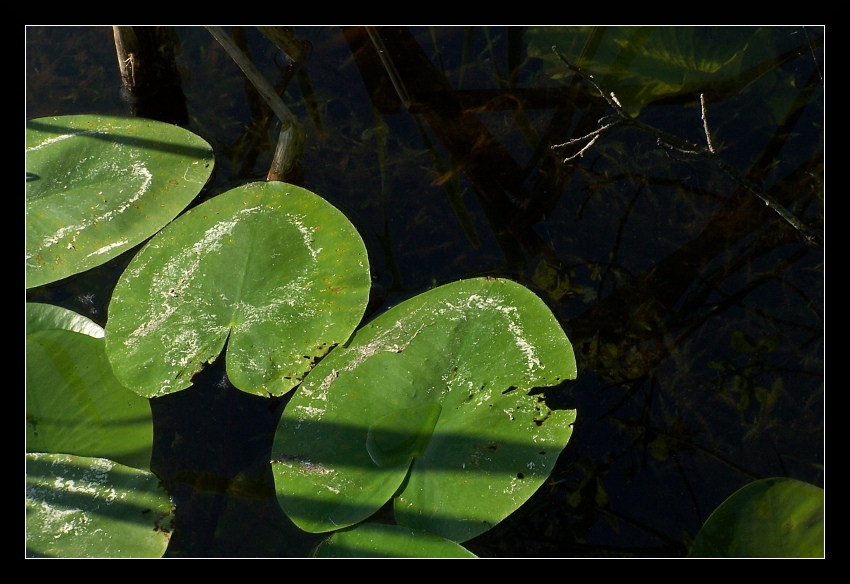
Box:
[555,54,628,117]
[552,130,605,162]
[700,93,716,154]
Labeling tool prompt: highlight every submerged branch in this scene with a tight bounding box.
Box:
[550,48,822,246]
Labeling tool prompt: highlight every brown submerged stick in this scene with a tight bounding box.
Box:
[205,26,305,183]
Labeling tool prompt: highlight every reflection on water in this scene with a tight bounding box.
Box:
[26,26,823,557]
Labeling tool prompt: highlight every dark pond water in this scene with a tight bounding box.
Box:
[26,26,824,557]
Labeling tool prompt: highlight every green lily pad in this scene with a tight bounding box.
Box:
[26,114,215,289]
[314,523,478,558]
[26,303,154,470]
[272,277,577,542]
[26,452,173,558]
[104,181,371,398]
[689,477,824,558]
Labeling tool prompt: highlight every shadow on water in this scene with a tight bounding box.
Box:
[26,25,823,557]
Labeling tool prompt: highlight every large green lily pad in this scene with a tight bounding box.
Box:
[104,181,371,398]
[26,115,214,289]
[26,303,154,470]
[26,453,173,558]
[272,277,577,542]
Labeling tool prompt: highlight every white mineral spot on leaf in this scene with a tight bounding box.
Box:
[233,277,311,330]
[334,310,431,376]
[295,370,337,422]
[87,239,130,258]
[154,382,174,397]
[126,302,180,348]
[460,292,542,373]
[289,213,323,262]
[294,404,326,418]
[26,456,126,543]
[287,457,335,477]
[126,213,247,346]
[98,162,153,220]
[30,163,152,257]
[507,319,542,372]
[165,329,204,368]
[26,130,94,152]
[183,161,207,182]
[28,498,89,540]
